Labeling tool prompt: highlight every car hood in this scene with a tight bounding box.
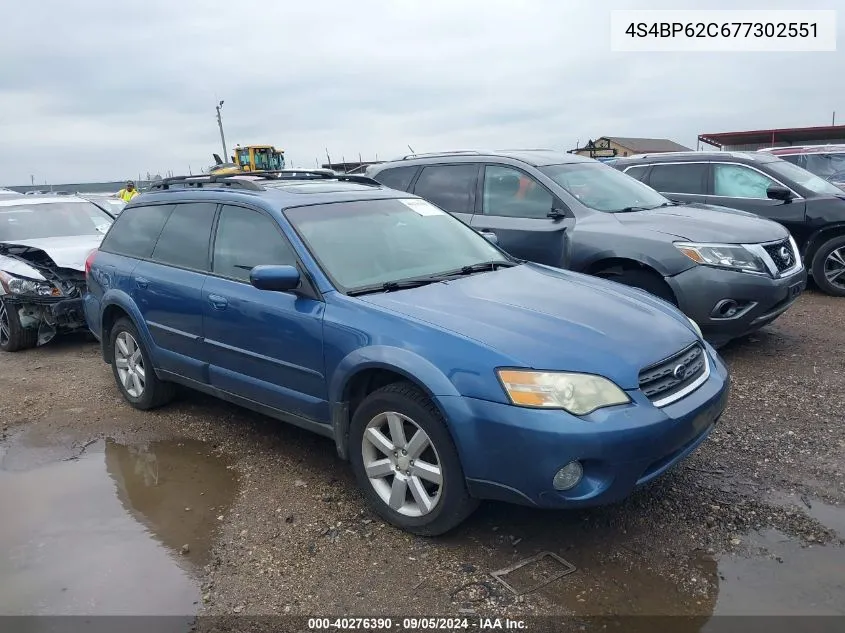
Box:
[614,203,787,242]
[0,235,102,280]
[357,264,698,390]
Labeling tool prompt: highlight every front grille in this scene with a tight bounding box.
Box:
[763,239,797,273]
[639,343,706,404]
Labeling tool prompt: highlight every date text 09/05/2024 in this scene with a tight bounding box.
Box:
[624,22,818,38]
[307,617,528,630]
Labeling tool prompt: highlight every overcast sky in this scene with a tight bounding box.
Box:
[0,0,841,185]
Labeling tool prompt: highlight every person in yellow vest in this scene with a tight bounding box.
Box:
[115,180,139,202]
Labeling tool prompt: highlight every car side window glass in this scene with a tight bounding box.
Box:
[713,164,777,198]
[212,205,297,282]
[374,166,417,192]
[412,164,477,214]
[100,204,174,259]
[624,165,649,182]
[150,202,216,270]
[482,165,553,219]
[648,164,707,194]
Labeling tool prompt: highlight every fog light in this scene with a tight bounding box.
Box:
[553,461,584,491]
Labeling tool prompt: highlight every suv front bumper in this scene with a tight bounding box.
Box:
[666,265,807,347]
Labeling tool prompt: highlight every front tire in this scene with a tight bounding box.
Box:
[0,299,38,352]
[349,382,478,536]
[109,317,175,410]
[811,235,845,297]
[598,268,678,305]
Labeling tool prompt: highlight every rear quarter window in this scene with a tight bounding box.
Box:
[100,204,174,259]
[372,166,418,192]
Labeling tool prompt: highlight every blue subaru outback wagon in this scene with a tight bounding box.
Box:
[84,170,730,535]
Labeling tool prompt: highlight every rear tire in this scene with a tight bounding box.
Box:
[349,381,478,536]
[109,317,175,410]
[0,299,38,352]
[597,268,678,305]
[810,236,845,297]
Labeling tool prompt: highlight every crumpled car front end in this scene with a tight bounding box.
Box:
[0,242,92,350]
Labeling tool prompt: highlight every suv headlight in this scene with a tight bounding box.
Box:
[0,271,60,297]
[687,317,703,339]
[674,242,765,273]
[497,369,631,415]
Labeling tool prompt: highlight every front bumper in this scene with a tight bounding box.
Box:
[665,265,807,347]
[3,294,87,331]
[437,346,730,508]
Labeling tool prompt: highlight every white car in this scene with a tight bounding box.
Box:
[0,195,114,351]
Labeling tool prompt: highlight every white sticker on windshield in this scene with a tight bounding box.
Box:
[399,198,446,216]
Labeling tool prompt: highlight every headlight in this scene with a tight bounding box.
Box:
[687,317,703,339]
[497,369,631,415]
[0,272,60,297]
[674,242,765,273]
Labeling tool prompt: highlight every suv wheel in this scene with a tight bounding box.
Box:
[598,268,677,305]
[109,317,175,409]
[0,299,38,352]
[349,382,478,536]
[811,235,845,297]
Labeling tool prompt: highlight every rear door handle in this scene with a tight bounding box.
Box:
[208,294,228,310]
[136,277,149,289]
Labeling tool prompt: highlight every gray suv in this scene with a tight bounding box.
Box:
[367,150,807,347]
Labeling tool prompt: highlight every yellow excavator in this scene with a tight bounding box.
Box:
[210,145,286,175]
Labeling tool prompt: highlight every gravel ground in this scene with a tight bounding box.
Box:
[1,290,843,627]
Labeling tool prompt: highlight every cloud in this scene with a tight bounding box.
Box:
[0,0,842,184]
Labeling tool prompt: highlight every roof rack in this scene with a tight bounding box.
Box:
[244,169,382,186]
[148,169,383,192]
[148,174,266,191]
[401,150,485,160]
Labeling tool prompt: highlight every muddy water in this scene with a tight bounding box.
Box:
[0,436,237,616]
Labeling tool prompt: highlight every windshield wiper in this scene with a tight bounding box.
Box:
[615,205,652,213]
[347,277,441,296]
[442,260,518,277]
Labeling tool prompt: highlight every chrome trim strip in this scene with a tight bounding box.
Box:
[652,352,711,408]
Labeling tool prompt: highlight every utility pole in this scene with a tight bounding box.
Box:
[30,175,34,186]
[216,100,228,159]
[833,111,837,126]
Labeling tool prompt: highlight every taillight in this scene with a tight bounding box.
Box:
[85,249,98,278]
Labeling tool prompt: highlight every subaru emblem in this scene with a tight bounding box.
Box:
[672,364,687,380]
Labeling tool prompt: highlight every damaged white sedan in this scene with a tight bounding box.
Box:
[0,195,113,352]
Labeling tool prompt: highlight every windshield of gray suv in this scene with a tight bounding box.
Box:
[284,198,513,292]
[539,162,669,212]
[768,157,845,195]
[0,199,114,242]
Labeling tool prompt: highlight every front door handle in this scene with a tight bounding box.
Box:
[136,277,149,289]
[208,294,228,310]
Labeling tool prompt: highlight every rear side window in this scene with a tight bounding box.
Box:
[212,205,297,282]
[100,204,174,259]
[412,164,477,214]
[623,165,649,182]
[648,163,708,194]
[373,166,417,192]
[150,202,216,270]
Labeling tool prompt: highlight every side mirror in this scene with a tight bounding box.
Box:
[478,231,498,245]
[767,184,793,202]
[249,265,301,292]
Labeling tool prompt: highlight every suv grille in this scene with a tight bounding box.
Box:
[639,343,706,404]
[763,239,797,273]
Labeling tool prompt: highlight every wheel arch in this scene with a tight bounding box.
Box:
[99,291,152,364]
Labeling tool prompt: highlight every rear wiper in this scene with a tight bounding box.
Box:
[347,277,440,296]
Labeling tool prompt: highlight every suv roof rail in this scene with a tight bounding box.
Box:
[148,174,266,191]
[401,150,484,160]
[245,169,382,186]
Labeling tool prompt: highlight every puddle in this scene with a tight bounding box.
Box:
[0,437,238,615]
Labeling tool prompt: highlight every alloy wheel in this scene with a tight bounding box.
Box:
[114,331,146,398]
[0,301,9,347]
[361,411,443,517]
[824,247,845,290]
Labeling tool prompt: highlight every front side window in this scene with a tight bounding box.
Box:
[713,164,777,198]
[539,162,668,212]
[150,202,216,270]
[0,200,114,242]
[412,164,477,214]
[285,198,506,291]
[624,165,649,182]
[100,204,174,259]
[482,165,553,219]
[212,205,296,282]
[648,163,707,195]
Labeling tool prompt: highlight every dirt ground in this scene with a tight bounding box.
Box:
[1,290,843,629]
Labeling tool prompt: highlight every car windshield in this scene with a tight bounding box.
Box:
[284,198,510,292]
[767,159,844,196]
[0,200,114,242]
[539,162,669,212]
